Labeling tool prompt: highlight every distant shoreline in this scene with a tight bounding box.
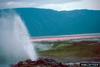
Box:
[31,33,100,42]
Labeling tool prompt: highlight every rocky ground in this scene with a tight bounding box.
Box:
[12,58,69,67]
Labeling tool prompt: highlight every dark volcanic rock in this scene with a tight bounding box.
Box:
[12,58,68,67]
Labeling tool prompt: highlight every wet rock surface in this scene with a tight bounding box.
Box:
[12,58,68,67]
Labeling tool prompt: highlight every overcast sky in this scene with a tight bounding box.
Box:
[0,0,100,11]
[0,0,78,3]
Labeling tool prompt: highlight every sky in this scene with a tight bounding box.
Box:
[0,0,100,11]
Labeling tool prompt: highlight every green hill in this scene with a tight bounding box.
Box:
[15,8,100,36]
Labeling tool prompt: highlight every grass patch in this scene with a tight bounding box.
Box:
[39,45,100,58]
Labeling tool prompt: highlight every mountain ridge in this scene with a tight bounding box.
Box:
[15,8,100,36]
[0,8,100,37]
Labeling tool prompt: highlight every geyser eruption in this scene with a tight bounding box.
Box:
[0,10,37,65]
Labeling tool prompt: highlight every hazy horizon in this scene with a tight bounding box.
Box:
[0,0,100,11]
